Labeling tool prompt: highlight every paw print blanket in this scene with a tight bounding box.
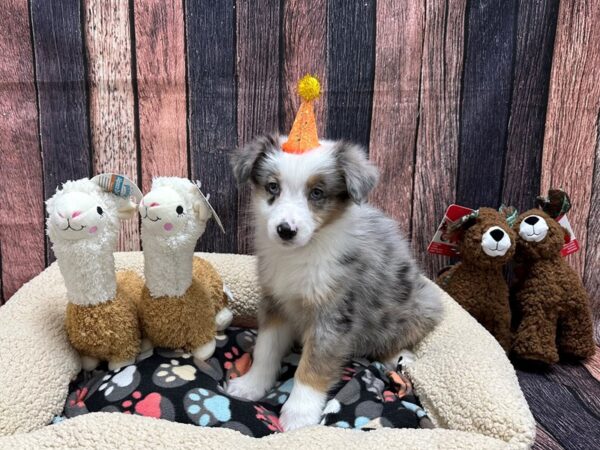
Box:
[61,328,433,437]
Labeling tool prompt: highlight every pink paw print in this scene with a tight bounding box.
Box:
[254,405,283,432]
[121,391,174,420]
[69,387,88,408]
[341,366,356,381]
[224,346,252,380]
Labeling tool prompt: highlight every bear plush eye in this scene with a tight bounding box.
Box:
[266,182,280,196]
[310,188,324,201]
[96,206,103,215]
[176,205,184,215]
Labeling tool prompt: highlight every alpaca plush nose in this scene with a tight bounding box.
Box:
[277,222,297,241]
[490,229,505,242]
[524,216,539,225]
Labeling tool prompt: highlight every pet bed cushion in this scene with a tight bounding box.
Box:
[0,252,535,448]
[61,328,432,436]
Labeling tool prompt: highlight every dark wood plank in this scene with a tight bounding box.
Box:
[456,0,518,209]
[281,0,327,137]
[0,0,45,302]
[326,0,376,148]
[236,0,281,254]
[534,424,565,450]
[84,0,139,252]
[134,0,187,194]
[546,362,600,419]
[186,0,237,253]
[368,1,424,233]
[517,369,600,449]
[501,0,559,212]
[30,0,92,265]
[541,1,600,277]
[585,134,600,342]
[411,0,467,277]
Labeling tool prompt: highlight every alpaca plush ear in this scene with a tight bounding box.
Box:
[334,142,379,204]
[230,134,280,185]
[116,199,138,220]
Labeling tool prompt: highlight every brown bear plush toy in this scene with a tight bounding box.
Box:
[511,190,595,364]
[437,207,517,351]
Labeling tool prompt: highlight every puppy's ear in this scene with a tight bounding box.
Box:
[230,134,280,185]
[335,142,379,204]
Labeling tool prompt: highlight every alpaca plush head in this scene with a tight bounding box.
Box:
[452,207,516,267]
[140,177,211,240]
[46,178,137,243]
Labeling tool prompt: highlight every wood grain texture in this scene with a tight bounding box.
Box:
[547,363,600,418]
[236,0,281,254]
[585,123,600,342]
[368,0,424,233]
[326,0,376,148]
[30,0,92,265]
[517,369,600,449]
[502,0,559,212]
[583,346,600,382]
[281,0,327,136]
[84,0,139,251]
[411,0,466,276]
[0,0,45,301]
[456,0,518,209]
[533,424,564,450]
[541,1,600,276]
[134,0,187,193]
[186,0,238,253]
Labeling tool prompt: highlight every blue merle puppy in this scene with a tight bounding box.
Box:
[226,135,443,431]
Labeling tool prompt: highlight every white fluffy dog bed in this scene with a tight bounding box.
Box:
[0,252,535,449]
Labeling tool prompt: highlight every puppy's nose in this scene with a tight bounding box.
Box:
[490,229,505,242]
[524,216,539,225]
[277,222,297,241]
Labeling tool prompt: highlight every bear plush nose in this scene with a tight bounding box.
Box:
[524,216,539,225]
[490,229,505,242]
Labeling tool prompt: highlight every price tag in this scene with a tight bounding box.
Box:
[92,173,143,204]
[194,181,225,234]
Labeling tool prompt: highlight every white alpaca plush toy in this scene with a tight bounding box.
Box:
[138,177,232,360]
[46,177,144,371]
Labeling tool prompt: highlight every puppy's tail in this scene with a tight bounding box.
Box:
[411,276,445,337]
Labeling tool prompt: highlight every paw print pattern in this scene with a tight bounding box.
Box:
[119,391,175,420]
[184,388,231,426]
[335,378,361,405]
[361,369,385,397]
[194,357,224,381]
[235,330,256,353]
[152,359,197,388]
[254,405,283,432]
[223,346,252,380]
[64,387,90,417]
[263,378,293,405]
[98,365,140,401]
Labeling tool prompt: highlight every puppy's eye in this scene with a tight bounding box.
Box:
[176,205,184,215]
[96,206,103,215]
[266,182,280,196]
[310,188,324,201]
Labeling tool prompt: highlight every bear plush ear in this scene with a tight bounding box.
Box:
[535,188,571,219]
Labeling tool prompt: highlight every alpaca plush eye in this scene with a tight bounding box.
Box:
[266,182,280,196]
[96,206,103,215]
[310,188,324,201]
[176,205,184,215]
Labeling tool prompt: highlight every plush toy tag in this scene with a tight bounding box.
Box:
[194,181,226,234]
[427,204,475,256]
[557,214,580,256]
[91,173,143,204]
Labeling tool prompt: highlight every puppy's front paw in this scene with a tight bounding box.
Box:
[279,399,323,431]
[226,373,270,401]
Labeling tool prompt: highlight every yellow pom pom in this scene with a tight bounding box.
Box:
[297,74,321,102]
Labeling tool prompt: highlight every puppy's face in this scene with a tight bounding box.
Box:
[231,135,378,248]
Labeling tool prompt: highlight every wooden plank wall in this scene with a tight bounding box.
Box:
[0,0,599,346]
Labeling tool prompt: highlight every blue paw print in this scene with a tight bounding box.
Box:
[264,379,293,405]
[184,388,231,426]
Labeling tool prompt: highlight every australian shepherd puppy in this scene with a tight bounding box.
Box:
[227,135,443,431]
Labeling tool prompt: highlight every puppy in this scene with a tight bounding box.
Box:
[227,135,443,431]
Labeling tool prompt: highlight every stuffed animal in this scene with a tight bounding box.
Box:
[46,178,144,370]
[511,190,595,364]
[436,207,517,351]
[138,177,232,360]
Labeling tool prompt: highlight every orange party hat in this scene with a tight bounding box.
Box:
[282,74,321,154]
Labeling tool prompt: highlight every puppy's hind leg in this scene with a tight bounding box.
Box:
[226,310,293,401]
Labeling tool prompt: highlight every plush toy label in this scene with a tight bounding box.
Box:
[91,173,143,204]
[557,214,580,256]
[194,181,226,234]
[427,204,475,256]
